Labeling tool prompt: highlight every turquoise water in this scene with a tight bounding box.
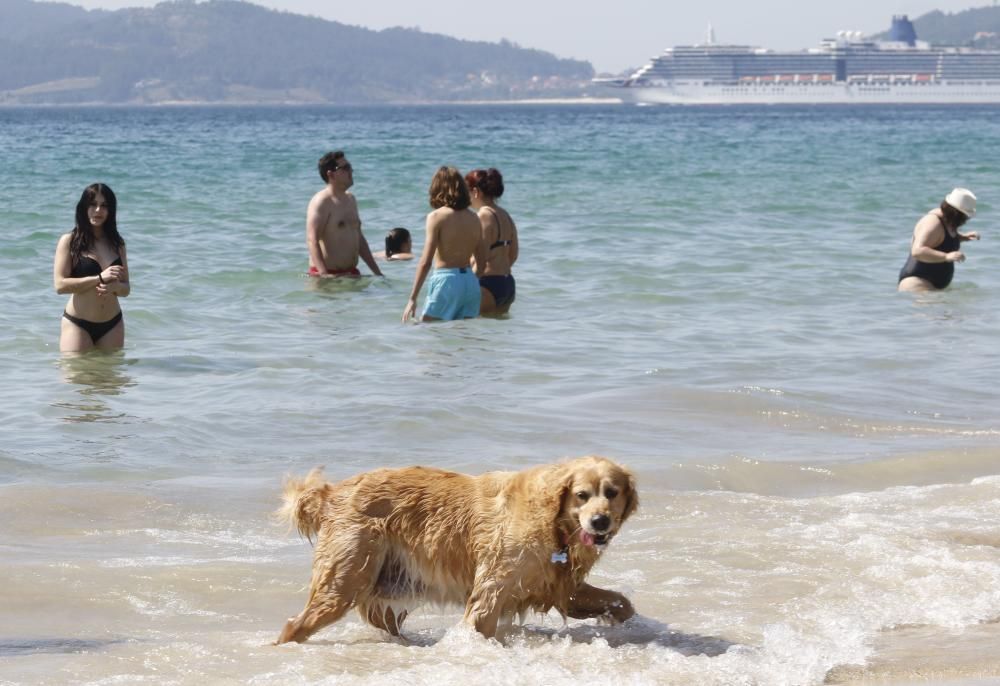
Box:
[2,104,1000,684]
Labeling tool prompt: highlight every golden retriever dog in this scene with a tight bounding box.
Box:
[275,455,638,644]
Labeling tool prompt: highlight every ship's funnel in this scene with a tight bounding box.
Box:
[888,15,917,46]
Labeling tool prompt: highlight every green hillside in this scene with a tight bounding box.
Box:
[0,0,594,104]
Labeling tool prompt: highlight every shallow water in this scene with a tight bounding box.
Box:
[1,104,999,685]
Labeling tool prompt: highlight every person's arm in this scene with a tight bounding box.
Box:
[99,244,130,298]
[305,197,328,276]
[959,230,981,242]
[472,231,488,279]
[472,209,492,277]
[357,225,384,276]
[403,215,438,322]
[911,215,963,263]
[508,218,519,268]
[53,234,101,294]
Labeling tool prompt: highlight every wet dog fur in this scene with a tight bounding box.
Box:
[275,455,638,643]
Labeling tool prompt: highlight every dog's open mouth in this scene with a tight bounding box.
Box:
[579,531,611,547]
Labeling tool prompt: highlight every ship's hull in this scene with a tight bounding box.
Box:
[604,80,1000,105]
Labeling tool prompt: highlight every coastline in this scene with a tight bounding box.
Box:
[445,97,623,106]
[0,96,624,108]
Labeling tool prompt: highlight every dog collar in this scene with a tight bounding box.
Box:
[552,531,571,564]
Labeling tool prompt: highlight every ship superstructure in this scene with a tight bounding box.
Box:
[597,16,1000,104]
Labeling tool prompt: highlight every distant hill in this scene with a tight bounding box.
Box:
[873,5,1000,48]
[0,0,594,104]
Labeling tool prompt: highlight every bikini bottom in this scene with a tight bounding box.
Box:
[479,274,515,307]
[63,310,123,343]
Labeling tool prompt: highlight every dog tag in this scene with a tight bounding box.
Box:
[551,550,568,564]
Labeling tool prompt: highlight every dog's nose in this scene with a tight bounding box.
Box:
[590,514,611,532]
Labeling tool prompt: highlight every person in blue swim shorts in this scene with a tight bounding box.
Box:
[403,167,488,322]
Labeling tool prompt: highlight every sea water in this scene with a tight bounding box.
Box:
[1,104,999,685]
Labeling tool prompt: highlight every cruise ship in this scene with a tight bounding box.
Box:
[596,16,1000,104]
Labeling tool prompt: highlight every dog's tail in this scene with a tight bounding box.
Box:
[277,468,329,543]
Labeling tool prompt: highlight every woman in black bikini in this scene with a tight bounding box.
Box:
[53,183,130,352]
[898,188,980,292]
[466,168,518,315]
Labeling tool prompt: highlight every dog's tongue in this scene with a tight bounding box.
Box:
[579,531,595,547]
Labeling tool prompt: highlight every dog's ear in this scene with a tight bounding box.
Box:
[621,467,639,522]
[540,464,574,524]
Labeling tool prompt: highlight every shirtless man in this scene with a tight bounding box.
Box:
[306,151,383,278]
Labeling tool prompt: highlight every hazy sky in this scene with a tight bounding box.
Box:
[67,0,991,73]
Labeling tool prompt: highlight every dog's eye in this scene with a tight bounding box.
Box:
[604,487,619,499]
[575,491,590,501]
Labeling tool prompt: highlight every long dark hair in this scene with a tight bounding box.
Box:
[385,227,411,257]
[70,183,124,264]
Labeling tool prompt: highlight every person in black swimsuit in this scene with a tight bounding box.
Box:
[466,168,518,315]
[53,183,130,352]
[898,188,980,292]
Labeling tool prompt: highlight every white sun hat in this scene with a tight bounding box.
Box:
[945,188,977,217]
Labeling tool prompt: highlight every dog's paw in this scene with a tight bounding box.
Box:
[606,596,635,623]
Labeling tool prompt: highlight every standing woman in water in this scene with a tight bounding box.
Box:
[466,168,518,315]
[53,183,130,352]
[898,188,980,292]
[403,167,486,322]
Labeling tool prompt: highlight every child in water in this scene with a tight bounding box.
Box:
[377,228,414,261]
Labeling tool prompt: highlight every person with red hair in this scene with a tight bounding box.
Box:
[466,168,518,315]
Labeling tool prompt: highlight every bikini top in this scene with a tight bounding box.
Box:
[484,207,512,250]
[71,254,122,278]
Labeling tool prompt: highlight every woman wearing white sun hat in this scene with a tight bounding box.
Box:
[898,188,981,292]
